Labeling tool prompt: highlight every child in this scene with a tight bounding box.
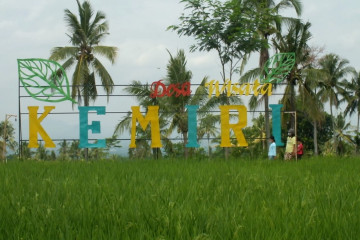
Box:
[297,139,304,159]
[268,136,276,160]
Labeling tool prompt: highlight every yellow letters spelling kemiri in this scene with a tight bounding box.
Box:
[220,105,248,147]
[130,106,162,148]
[28,106,56,148]
[205,79,272,98]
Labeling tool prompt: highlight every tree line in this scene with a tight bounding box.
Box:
[2,0,359,160]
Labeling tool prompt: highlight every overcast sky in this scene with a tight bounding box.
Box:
[1,0,359,148]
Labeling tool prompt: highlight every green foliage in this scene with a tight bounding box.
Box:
[169,0,266,83]
[1,158,360,239]
[296,112,332,155]
[0,121,17,157]
[318,53,355,120]
[323,114,355,156]
[0,121,16,144]
[342,71,360,134]
[169,0,265,58]
[49,0,118,106]
[58,140,69,160]
[114,50,219,159]
[273,20,312,114]
[240,0,303,149]
[34,142,49,160]
[20,142,33,160]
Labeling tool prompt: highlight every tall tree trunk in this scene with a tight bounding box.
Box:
[84,96,89,161]
[330,102,333,126]
[152,148,160,159]
[183,131,188,159]
[330,101,335,149]
[357,113,360,154]
[260,45,270,150]
[225,147,229,159]
[224,94,230,159]
[289,83,296,130]
[264,96,270,148]
[313,120,318,155]
[207,134,211,158]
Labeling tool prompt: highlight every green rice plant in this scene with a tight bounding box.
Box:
[0,157,359,239]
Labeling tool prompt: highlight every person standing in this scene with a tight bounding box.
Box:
[297,139,304,159]
[284,129,296,160]
[268,135,276,160]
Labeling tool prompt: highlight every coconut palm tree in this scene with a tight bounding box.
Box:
[49,0,118,106]
[343,71,360,153]
[115,114,166,159]
[163,49,230,159]
[244,0,302,68]
[251,114,266,150]
[198,114,220,157]
[58,140,69,160]
[344,71,360,133]
[295,82,324,155]
[20,141,33,160]
[50,0,117,160]
[163,50,193,158]
[0,121,17,160]
[113,80,169,159]
[241,0,302,145]
[294,46,329,155]
[318,54,355,123]
[323,114,354,155]
[69,140,83,160]
[272,20,312,128]
[35,142,49,160]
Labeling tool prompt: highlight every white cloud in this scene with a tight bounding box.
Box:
[0,20,14,29]
[188,54,217,67]
[135,44,168,66]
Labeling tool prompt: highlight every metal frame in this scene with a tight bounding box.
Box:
[17,82,290,160]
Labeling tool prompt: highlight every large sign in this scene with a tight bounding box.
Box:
[18,53,295,149]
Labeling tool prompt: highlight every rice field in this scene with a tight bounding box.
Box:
[0,157,359,239]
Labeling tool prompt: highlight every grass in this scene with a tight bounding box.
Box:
[0,157,359,239]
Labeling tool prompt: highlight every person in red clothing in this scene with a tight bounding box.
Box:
[297,139,304,159]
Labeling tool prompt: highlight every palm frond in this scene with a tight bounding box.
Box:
[89,11,106,35]
[189,77,208,106]
[92,57,114,96]
[240,67,262,83]
[71,56,88,104]
[276,0,302,16]
[64,9,86,46]
[89,22,109,45]
[113,112,132,135]
[49,47,78,62]
[93,46,118,64]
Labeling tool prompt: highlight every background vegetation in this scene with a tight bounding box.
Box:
[3,0,360,161]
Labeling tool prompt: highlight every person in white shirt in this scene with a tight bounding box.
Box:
[268,135,276,160]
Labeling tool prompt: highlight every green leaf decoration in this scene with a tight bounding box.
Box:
[260,53,296,84]
[17,58,76,103]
